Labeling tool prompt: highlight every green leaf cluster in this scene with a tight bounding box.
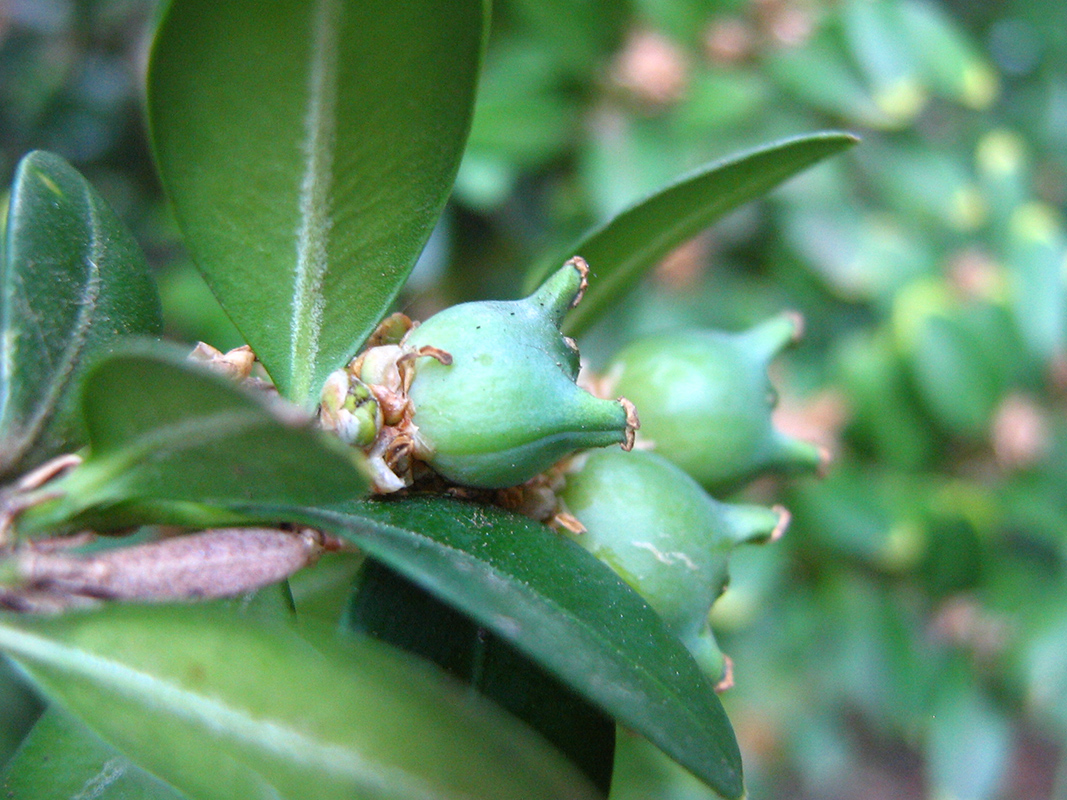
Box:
[0,1,856,798]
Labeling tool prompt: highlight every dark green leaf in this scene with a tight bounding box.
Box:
[0,152,162,480]
[17,345,368,536]
[147,0,486,406]
[238,495,745,799]
[524,133,858,337]
[0,655,42,766]
[0,705,188,800]
[611,728,727,800]
[347,560,615,795]
[0,603,599,800]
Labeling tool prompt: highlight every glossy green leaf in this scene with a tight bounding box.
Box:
[17,345,368,536]
[0,705,188,800]
[0,604,599,800]
[147,0,486,407]
[237,496,745,799]
[0,151,162,480]
[524,133,858,337]
[347,560,616,795]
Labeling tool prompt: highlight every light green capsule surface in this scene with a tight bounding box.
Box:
[560,449,781,682]
[610,314,822,493]
[405,262,629,488]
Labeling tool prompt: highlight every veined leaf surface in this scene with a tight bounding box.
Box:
[0,152,161,480]
[240,496,746,799]
[0,705,188,800]
[0,604,599,800]
[16,346,368,536]
[148,0,486,406]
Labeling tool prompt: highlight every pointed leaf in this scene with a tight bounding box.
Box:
[17,345,368,536]
[0,604,599,800]
[347,560,616,795]
[147,0,486,406]
[0,152,162,480]
[1,705,188,800]
[524,133,858,337]
[236,496,745,799]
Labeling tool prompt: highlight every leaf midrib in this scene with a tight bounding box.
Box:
[288,0,344,406]
[0,623,450,800]
[297,504,742,791]
[0,171,102,460]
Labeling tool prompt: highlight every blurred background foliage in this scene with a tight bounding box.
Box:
[4,0,1067,798]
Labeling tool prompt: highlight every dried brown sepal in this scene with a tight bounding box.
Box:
[366,312,415,348]
[412,345,453,366]
[783,310,805,345]
[714,656,735,693]
[331,340,457,493]
[564,256,590,308]
[549,511,587,536]
[4,527,325,605]
[189,342,257,382]
[0,453,84,548]
[619,397,640,451]
[769,505,791,543]
[495,476,559,523]
[367,383,410,428]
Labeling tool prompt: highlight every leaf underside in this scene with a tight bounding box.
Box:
[347,559,617,795]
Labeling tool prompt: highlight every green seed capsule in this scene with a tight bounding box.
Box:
[607,313,825,494]
[404,259,636,489]
[560,448,786,685]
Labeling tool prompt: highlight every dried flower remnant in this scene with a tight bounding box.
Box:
[319,258,637,492]
[0,527,334,610]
